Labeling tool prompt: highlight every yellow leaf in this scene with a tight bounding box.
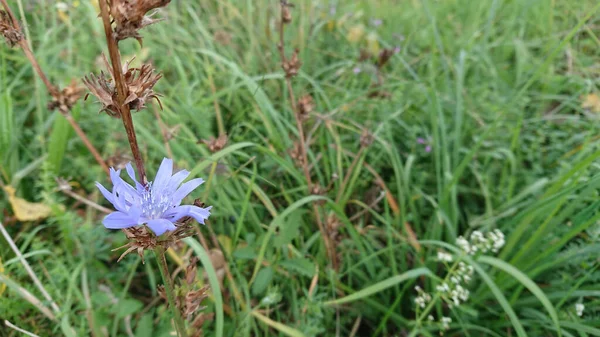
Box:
[326,20,336,31]
[217,234,232,256]
[346,25,365,43]
[0,257,5,297]
[581,93,600,113]
[3,186,52,222]
[366,32,380,55]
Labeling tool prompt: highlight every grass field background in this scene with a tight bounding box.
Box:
[1,0,600,336]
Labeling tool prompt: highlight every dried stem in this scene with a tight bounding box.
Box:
[277,1,337,269]
[153,106,173,159]
[97,0,147,184]
[0,0,109,176]
[0,274,56,322]
[4,320,41,337]
[153,246,188,337]
[0,221,60,313]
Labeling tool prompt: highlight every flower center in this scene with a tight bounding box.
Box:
[140,184,172,219]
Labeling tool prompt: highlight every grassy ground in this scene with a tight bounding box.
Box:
[2,0,600,336]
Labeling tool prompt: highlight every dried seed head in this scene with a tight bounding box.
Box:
[282,49,301,78]
[110,0,171,44]
[48,80,83,114]
[83,55,162,117]
[360,129,374,148]
[184,286,209,319]
[326,214,341,241]
[200,134,228,153]
[280,0,294,24]
[0,10,23,47]
[377,48,395,69]
[297,94,314,121]
[288,141,304,167]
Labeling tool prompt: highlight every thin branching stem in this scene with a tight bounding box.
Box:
[153,246,188,337]
[0,0,110,176]
[97,0,147,184]
[277,1,337,269]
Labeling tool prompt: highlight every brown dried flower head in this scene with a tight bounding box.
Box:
[200,134,228,153]
[282,49,301,78]
[297,94,314,121]
[281,0,294,24]
[48,80,83,114]
[0,10,23,47]
[83,55,162,117]
[110,0,171,44]
[360,129,374,148]
[288,140,304,167]
[377,48,395,69]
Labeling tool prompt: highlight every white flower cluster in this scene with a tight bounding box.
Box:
[437,251,453,263]
[441,316,452,330]
[576,303,584,317]
[456,229,505,255]
[436,262,474,308]
[414,286,432,309]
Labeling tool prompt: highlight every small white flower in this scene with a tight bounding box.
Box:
[441,316,452,330]
[576,303,584,317]
[428,315,434,321]
[437,251,453,262]
[450,276,460,284]
[456,236,471,254]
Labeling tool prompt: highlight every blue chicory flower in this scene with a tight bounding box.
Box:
[96,158,211,236]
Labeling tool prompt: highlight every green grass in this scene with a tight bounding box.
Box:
[2,0,600,336]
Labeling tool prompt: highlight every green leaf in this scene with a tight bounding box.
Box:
[478,256,561,337]
[251,267,273,296]
[116,299,143,318]
[279,258,315,277]
[135,313,154,337]
[324,267,432,306]
[233,245,256,260]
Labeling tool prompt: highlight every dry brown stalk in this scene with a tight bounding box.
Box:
[98,0,147,184]
[277,0,337,269]
[0,0,110,176]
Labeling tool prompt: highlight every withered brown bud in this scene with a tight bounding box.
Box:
[110,0,171,44]
[280,0,293,24]
[360,129,374,148]
[282,49,301,78]
[48,80,83,114]
[0,10,23,47]
[288,141,304,167]
[185,257,199,286]
[183,286,209,319]
[326,214,341,241]
[199,134,228,153]
[83,55,162,117]
[377,48,395,69]
[297,94,314,121]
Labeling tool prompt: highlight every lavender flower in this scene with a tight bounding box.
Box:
[96,158,211,236]
[417,137,432,153]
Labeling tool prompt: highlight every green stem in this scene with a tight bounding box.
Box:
[153,246,188,337]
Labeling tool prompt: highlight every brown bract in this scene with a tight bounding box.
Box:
[110,0,171,44]
[83,55,162,117]
[114,221,195,263]
[48,80,84,114]
[360,129,374,148]
[377,48,395,69]
[0,10,22,47]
